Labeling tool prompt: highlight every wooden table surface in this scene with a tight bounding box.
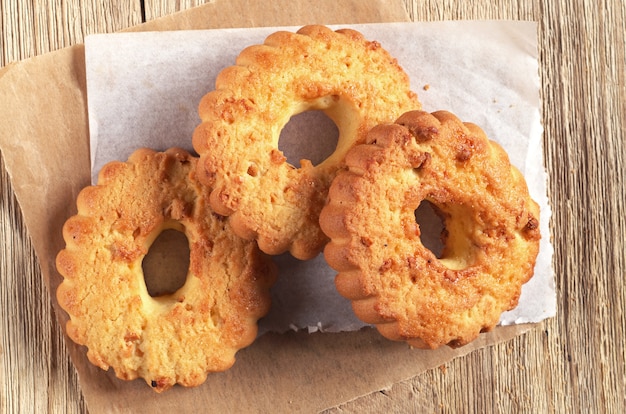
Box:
[1,0,625,412]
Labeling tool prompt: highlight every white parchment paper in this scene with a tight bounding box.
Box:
[85,21,555,334]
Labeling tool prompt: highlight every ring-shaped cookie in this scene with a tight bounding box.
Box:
[56,148,276,392]
[319,111,541,349]
[193,25,420,260]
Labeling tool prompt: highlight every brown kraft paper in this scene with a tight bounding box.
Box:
[0,0,537,412]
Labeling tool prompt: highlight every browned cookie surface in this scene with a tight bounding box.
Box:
[320,110,540,349]
[56,148,276,392]
[193,25,420,260]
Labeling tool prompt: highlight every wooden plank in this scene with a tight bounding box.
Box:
[0,0,143,67]
[143,0,212,21]
[0,1,142,413]
[1,0,625,412]
[357,1,626,412]
[0,155,85,413]
[357,1,625,412]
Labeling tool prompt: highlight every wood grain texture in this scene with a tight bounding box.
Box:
[1,0,625,413]
[143,0,211,21]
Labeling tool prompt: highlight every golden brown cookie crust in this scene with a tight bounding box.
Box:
[56,148,276,392]
[192,25,420,260]
[319,111,540,349]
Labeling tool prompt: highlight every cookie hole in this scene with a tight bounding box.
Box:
[278,110,339,167]
[414,200,445,258]
[142,229,190,297]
